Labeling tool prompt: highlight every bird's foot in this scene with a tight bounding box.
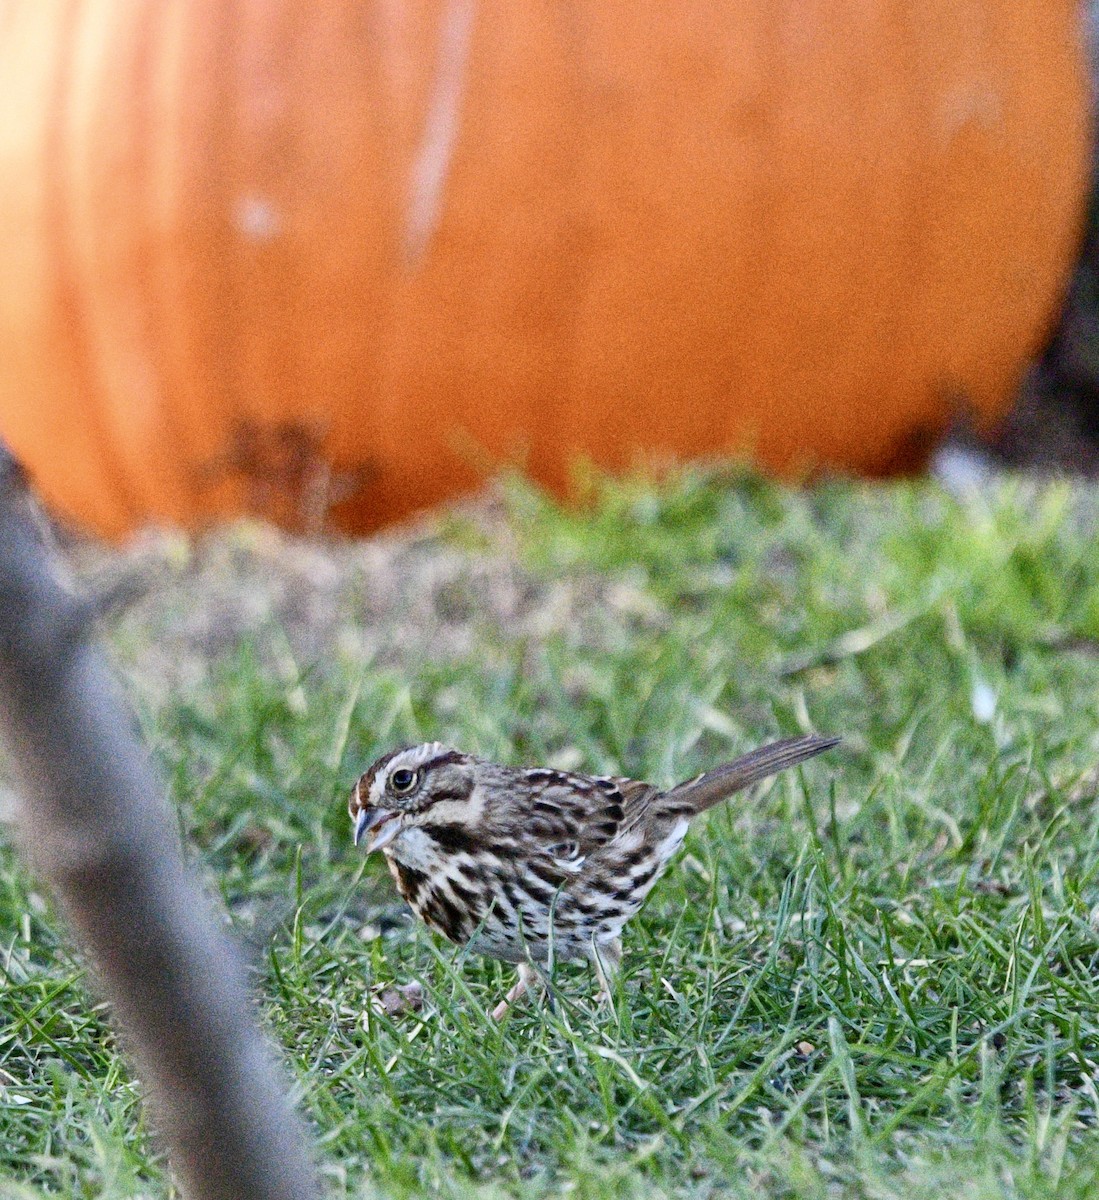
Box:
[591,938,622,1009]
[491,961,540,1021]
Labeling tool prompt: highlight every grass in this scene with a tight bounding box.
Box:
[3,465,1099,1197]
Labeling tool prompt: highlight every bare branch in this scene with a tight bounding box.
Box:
[0,443,320,1200]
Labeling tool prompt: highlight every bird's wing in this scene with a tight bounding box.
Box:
[516,768,655,858]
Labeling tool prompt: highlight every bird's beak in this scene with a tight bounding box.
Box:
[353,806,403,854]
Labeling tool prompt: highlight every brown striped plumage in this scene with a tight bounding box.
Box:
[349,734,839,1017]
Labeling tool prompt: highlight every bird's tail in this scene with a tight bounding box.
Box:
[659,733,840,817]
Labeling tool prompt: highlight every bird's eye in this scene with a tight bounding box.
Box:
[390,768,418,794]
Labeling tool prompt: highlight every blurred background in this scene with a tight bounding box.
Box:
[0,3,1095,537]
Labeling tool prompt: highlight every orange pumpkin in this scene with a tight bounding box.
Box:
[0,2,1089,535]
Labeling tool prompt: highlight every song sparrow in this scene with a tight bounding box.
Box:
[350,733,838,1018]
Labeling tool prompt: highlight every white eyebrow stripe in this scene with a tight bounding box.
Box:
[370,742,466,806]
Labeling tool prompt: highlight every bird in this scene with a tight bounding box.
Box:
[349,732,839,1019]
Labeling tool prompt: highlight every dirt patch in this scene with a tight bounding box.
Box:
[60,489,661,704]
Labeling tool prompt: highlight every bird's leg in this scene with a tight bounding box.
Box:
[592,937,622,1006]
[491,961,540,1022]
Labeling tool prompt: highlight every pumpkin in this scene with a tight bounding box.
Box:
[0,2,1089,535]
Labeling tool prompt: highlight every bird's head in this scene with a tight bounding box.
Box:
[349,742,477,853]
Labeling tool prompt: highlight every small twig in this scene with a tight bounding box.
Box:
[0,443,320,1200]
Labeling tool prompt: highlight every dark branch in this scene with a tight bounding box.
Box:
[0,443,320,1200]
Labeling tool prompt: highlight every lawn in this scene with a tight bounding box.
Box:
[2,467,1099,1198]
